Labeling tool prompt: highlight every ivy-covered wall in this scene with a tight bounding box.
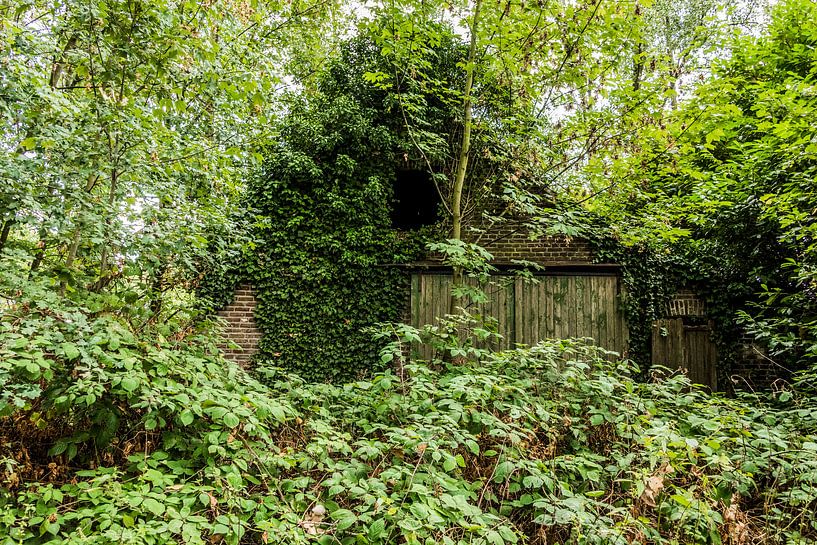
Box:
[214,95,429,382]
[216,233,604,370]
[212,222,785,390]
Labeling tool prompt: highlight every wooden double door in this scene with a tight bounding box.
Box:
[651,318,717,390]
[410,273,629,354]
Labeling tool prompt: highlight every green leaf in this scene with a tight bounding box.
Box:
[368,518,386,539]
[212,523,230,535]
[486,530,504,545]
[61,343,80,360]
[493,461,515,482]
[498,526,518,543]
[120,376,140,393]
[142,498,165,516]
[590,414,604,426]
[180,410,194,426]
[331,509,356,531]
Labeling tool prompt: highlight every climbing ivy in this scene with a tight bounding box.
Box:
[238,94,430,382]
[585,199,791,390]
[197,32,515,382]
[588,235,684,373]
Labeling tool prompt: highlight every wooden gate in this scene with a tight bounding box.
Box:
[410,273,628,355]
[651,319,717,390]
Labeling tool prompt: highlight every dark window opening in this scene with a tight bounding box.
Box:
[392,169,440,229]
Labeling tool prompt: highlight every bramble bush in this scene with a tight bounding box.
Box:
[2,275,817,545]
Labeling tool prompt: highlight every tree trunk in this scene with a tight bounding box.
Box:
[0,220,12,252]
[149,264,167,316]
[98,169,119,276]
[632,40,644,91]
[632,2,644,92]
[58,173,98,293]
[449,0,482,315]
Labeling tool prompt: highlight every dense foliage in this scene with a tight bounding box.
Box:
[4,0,817,544]
[241,93,427,381]
[3,306,817,544]
[0,0,341,305]
[195,34,458,380]
[582,0,817,388]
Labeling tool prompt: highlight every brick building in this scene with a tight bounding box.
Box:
[215,214,780,391]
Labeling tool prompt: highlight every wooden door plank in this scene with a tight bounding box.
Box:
[544,277,554,339]
[597,277,610,352]
[584,276,594,345]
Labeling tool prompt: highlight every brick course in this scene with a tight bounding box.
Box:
[464,227,594,265]
[217,284,261,366]
[667,290,706,317]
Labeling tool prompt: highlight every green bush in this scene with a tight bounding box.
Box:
[3,285,817,544]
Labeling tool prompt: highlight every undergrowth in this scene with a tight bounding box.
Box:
[2,281,817,544]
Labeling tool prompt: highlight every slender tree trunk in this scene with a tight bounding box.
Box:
[632,2,644,92]
[149,263,167,316]
[0,220,12,252]
[669,66,680,110]
[64,229,82,269]
[50,35,77,89]
[29,239,45,273]
[449,0,482,315]
[632,40,644,91]
[59,230,82,296]
[59,173,98,294]
[98,168,119,275]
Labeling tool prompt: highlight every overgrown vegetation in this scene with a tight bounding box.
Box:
[583,0,817,386]
[3,306,817,544]
[4,0,817,543]
[199,92,422,381]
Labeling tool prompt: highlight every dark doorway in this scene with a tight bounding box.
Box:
[392,170,440,229]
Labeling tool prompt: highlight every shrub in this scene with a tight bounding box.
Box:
[2,294,817,544]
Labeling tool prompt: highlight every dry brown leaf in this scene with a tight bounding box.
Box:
[640,463,674,507]
[723,500,750,545]
[640,475,664,507]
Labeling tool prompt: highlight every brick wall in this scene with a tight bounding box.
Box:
[667,290,706,317]
[730,339,788,391]
[469,228,593,265]
[660,290,787,391]
[435,218,595,266]
[217,284,261,366]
